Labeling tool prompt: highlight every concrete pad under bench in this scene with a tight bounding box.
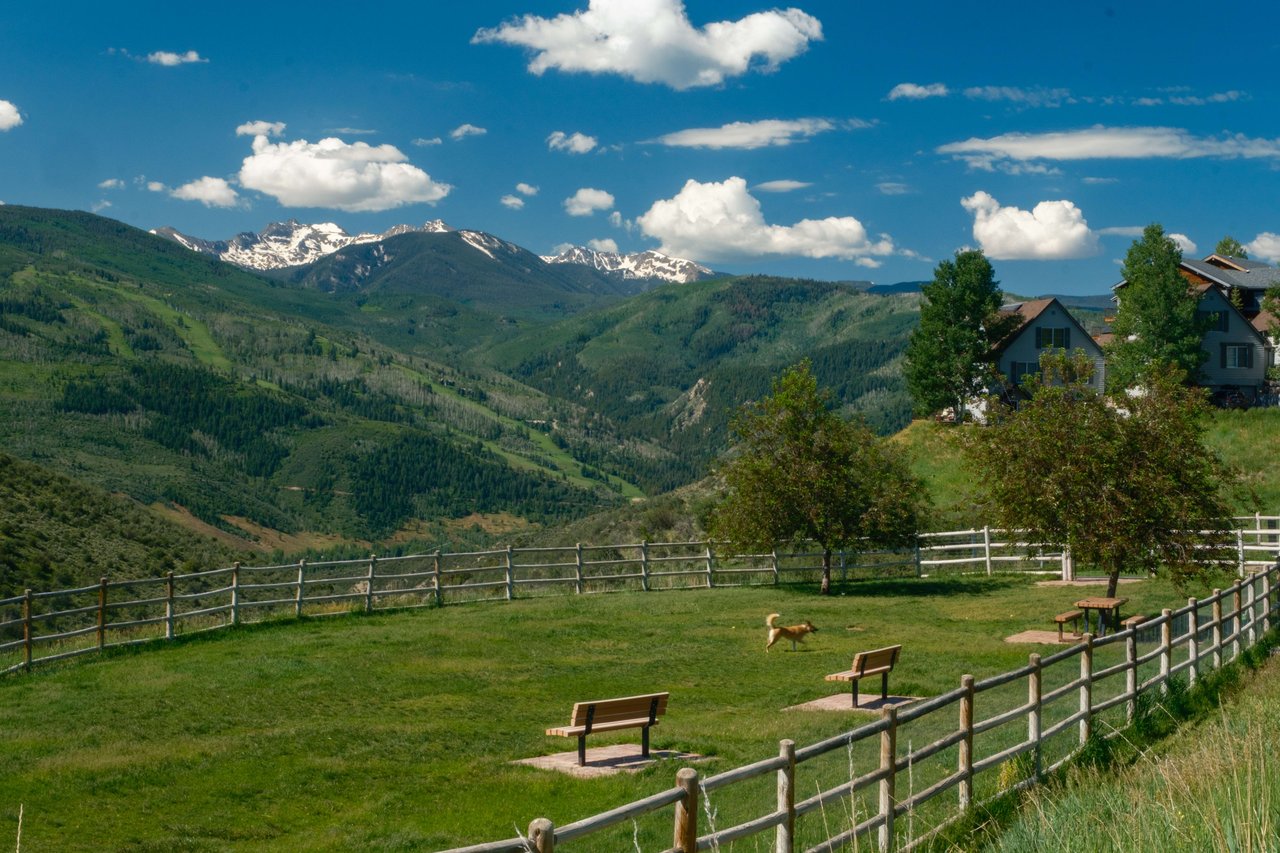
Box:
[512,744,706,778]
[784,694,919,713]
[1006,629,1081,645]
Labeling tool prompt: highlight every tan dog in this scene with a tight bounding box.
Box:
[766,613,818,652]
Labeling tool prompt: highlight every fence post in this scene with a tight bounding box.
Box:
[1060,546,1074,582]
[505,546,515,601]
[776,739,796,853]
[1232,588,1243,661]
[1211,590,1223,670]
[1263,568,1273,634]
[1237,529,1246,578]
[705,543,714,589]
[165,572,175,640]
[1125,630,1138,725]
[772,546,780,585]
[230,561,241,626]
[1245,575,1256,647]
[1159,609,1172,694]
[97,576,107,651]
[22,589,32,672]
[365,554,377,613]
[527,818,554,853]
[295,559,306,618]
[914,535,922,578]
[1079,634,1094,745]
[574,543,584,594]
[1028,654,1042,779]
[958,675,974,811]
[983,526,992,576]
[640,541,650,592]
[879,706,897,853]
[673,767,699,853]
[432,550,443,606]
[1187,598,1199,687]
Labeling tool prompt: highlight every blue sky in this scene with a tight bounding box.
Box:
[2,0,1279,295]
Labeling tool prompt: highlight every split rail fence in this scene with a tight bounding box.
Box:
[2,517,1278,676]
[450,562,1280,853]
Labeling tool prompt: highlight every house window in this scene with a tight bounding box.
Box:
[1010,362,1038,384]
[1222,344,1252,369]
[1035,327,1070,349]
[1197,310,1229,333]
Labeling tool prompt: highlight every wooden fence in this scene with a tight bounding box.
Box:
[2,518,1278,676]
[447,563,1280,853]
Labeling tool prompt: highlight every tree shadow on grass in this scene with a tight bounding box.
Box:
[782,575,1023,599]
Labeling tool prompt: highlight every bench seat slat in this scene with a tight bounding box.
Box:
[546,718,663,737]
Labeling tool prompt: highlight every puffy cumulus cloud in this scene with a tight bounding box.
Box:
[500,194,525,209]
[1244,233,1280,263]
[516,182,539,196]
[588,238,618,252]
[236,120,285,138]
[145,181,167,192]
[450,123,486,140]
[0,100,22,131]
[652,118,836,149]
[1169,233,1197,254]
[939,126,1280,170]
[960,191,1099,260]
[754,179,811,192]
[887,82,948,100]
[98,178,124,190]
[147,50,207,66]
[547,130,597,154]
[238,132,451,212]
[473,0,822,90]
[564,187,615,216]
[637,176,893,262]
[171,176,240,208]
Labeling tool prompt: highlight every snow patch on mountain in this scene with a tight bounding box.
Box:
[541,246,712,284]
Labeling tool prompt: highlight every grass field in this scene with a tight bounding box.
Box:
[0,572,1208,851]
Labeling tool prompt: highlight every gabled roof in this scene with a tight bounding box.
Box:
[992,297,1099,356]
[1181,257,1280,293]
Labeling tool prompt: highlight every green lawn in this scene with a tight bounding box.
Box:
[0,573,1203,851]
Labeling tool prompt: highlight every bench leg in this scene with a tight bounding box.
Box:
[881,671,889,702]
[641,726,650,758]
[578,736,586,766]
[851,677,860,708]
[1057,622,1064,643]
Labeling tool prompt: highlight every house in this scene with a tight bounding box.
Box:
[992,298,1106,393]
[1112,253,1277,398]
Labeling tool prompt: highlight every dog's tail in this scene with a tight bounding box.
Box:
[766,613,780,628]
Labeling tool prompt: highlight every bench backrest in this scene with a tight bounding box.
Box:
[851,645,901,677]
[568,692,669,726]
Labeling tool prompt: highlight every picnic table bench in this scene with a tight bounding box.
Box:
[825,645,902,708]
[1053,609,1083,642]
[545,692,668,766]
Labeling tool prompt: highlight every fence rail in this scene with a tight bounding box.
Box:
[447,563,1279,852]
[3,518,1279,676]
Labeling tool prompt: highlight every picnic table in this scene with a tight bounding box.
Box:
[1074,596,1128,636]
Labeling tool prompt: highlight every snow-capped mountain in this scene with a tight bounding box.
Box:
[150,219,455,270]
[541,246,713,284]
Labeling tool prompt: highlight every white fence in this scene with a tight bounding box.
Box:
[3,518,1278,676]
[448,563,1280,852]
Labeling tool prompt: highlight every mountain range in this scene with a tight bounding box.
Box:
[153,219,714,285]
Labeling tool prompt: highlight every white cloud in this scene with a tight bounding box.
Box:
[939,125,1280,170]
[588,238,618,252]
[473,0,822,90]
[876,181,911,195]
[450,123,486,140]
[887,82,948,100]
[652,118,834,149]
[147,50,207,66]
[146,181,167,193]
[412,137,443,146]
[547,130,598,154]
[1082,176,1119,185]
[962,86,1071,107]
[516,182,538,196]
[236,120,285,138]
[754,179,812,193]
[960,191,1099,260]
[92,200,112,213]
[564,187,615,216]
[500,194,525,209]
[0,100,22,131]
[98,178,124,190]
[637,176,893,262]
[855,257,882,268]
[1244,233,1280,263]
[1167,90,1246,106]
[237,131,451,212]
[1169,233,1197,254]
[171,176,240,208]
[329,127,376,135]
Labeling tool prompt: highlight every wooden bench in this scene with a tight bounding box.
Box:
[1120,614,1148,631]
[825,645,902,708]
[545,692,668,766]
[1053,609,1083,643]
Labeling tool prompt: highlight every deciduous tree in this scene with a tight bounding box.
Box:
[963,352,1242,598]
[1214,235,1248,259]
[1105,224,1206,391]
[708,361,925,595]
